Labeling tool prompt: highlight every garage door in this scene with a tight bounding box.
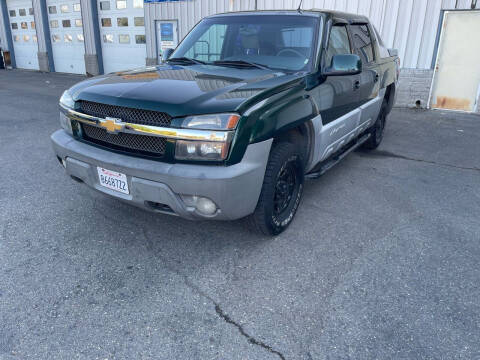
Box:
[98,0,146,73]
[47,0,85,74]
[7,0,39,70]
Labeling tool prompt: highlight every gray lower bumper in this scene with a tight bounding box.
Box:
[51,130,272,220]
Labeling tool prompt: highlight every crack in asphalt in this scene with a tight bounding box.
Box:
[139,227,287,360]
[214,304,286,360]
[358,150,480,172]
[91,198,287,359]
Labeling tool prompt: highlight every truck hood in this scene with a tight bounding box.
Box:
[69,64,305,117]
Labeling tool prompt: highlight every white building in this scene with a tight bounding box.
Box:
[1,0,480,112]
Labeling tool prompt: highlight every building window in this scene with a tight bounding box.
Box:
[134,17,144,26]
[31,21,35,29]
[52,34,61,42]
[21,22,28,29]
[33,35,38,42]
[75,19,83,27]
[62,20,71,28]
[116,0,127,9]
[23,35,30,42]
[19,9,26,16]
[117,17,128,27]
[9,10,16,17]
[60,5,69,13]
[50,20,59,28]
[77,34,84,42]
[14,35,20,42]
[135,34,146,44]
[73,3,81,12]
[119,34,130,44]
[48,6,57,14]
[100,1,110,10]
[103,34,114,43]
[11,23,18,30]
[101,18,112,27]
[29,8,34,15]
[133,0,143,8]
[64,34,73,42]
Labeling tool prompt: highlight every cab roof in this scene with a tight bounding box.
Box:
[207,9,370,25]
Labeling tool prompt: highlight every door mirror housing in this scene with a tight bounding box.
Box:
[161,48,174,62]
[323,54,362,76]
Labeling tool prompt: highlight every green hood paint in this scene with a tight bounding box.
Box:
[69,64,306,118]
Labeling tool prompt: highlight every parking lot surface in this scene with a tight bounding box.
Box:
[1,70,479,360]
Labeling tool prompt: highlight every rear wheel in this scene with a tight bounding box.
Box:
[363,99,388,150]
[250,142,304,236]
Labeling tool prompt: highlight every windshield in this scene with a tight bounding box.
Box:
[171,15,320,72]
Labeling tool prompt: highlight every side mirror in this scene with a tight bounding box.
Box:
[161,48,174,62]
[324,54,362,76]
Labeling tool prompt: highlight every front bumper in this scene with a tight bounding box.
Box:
[51,130,272,220]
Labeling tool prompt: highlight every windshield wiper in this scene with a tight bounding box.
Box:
[167,57,206,65]
[212,60,271,70]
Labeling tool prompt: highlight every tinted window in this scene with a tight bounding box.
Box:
[101,18,112,27]
[48,6,56,14]
[9,10,16,17]
[19,9,26,16]
[134,17,144,26]
[11,23,18,30]
[119,34,130,44]
[100,1,110,10]
[62,20,71,28]
[117,17,128,27]
[29,8,34,15]
[350,24,374,64]
[135,34,146,44]
[325,25,351,67]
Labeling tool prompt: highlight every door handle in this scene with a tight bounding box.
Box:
[354,80,360,90]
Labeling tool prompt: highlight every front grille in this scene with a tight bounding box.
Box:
[79,101,172,127]
[82,123,167,157]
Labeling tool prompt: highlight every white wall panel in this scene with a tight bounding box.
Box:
[145,0,480,69]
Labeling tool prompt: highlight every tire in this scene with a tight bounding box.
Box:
[250,142,305,236]
[362,98,388,150]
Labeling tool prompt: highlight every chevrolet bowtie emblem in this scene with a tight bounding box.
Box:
[101,117,124,133]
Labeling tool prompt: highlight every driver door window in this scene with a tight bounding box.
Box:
[325,25,351,67]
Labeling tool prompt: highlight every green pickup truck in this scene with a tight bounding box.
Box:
[51,10,399,235]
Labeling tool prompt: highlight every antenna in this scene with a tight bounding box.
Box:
[297,0,304,12]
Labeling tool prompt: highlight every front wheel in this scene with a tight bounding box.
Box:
[249,142,304,236]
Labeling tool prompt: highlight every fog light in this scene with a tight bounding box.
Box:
[196,197,217,215]
[181,195,218,216]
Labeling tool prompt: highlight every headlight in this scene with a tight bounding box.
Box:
[180,113,240,130]
[59,90,75,109]
[175,140,230,161]
[59,112,73,135]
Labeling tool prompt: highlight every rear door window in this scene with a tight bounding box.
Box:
[350,24,375,64]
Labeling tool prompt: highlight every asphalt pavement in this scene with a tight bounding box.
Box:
[1,70,479,360]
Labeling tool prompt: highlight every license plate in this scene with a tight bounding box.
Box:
[97,167,129,195]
